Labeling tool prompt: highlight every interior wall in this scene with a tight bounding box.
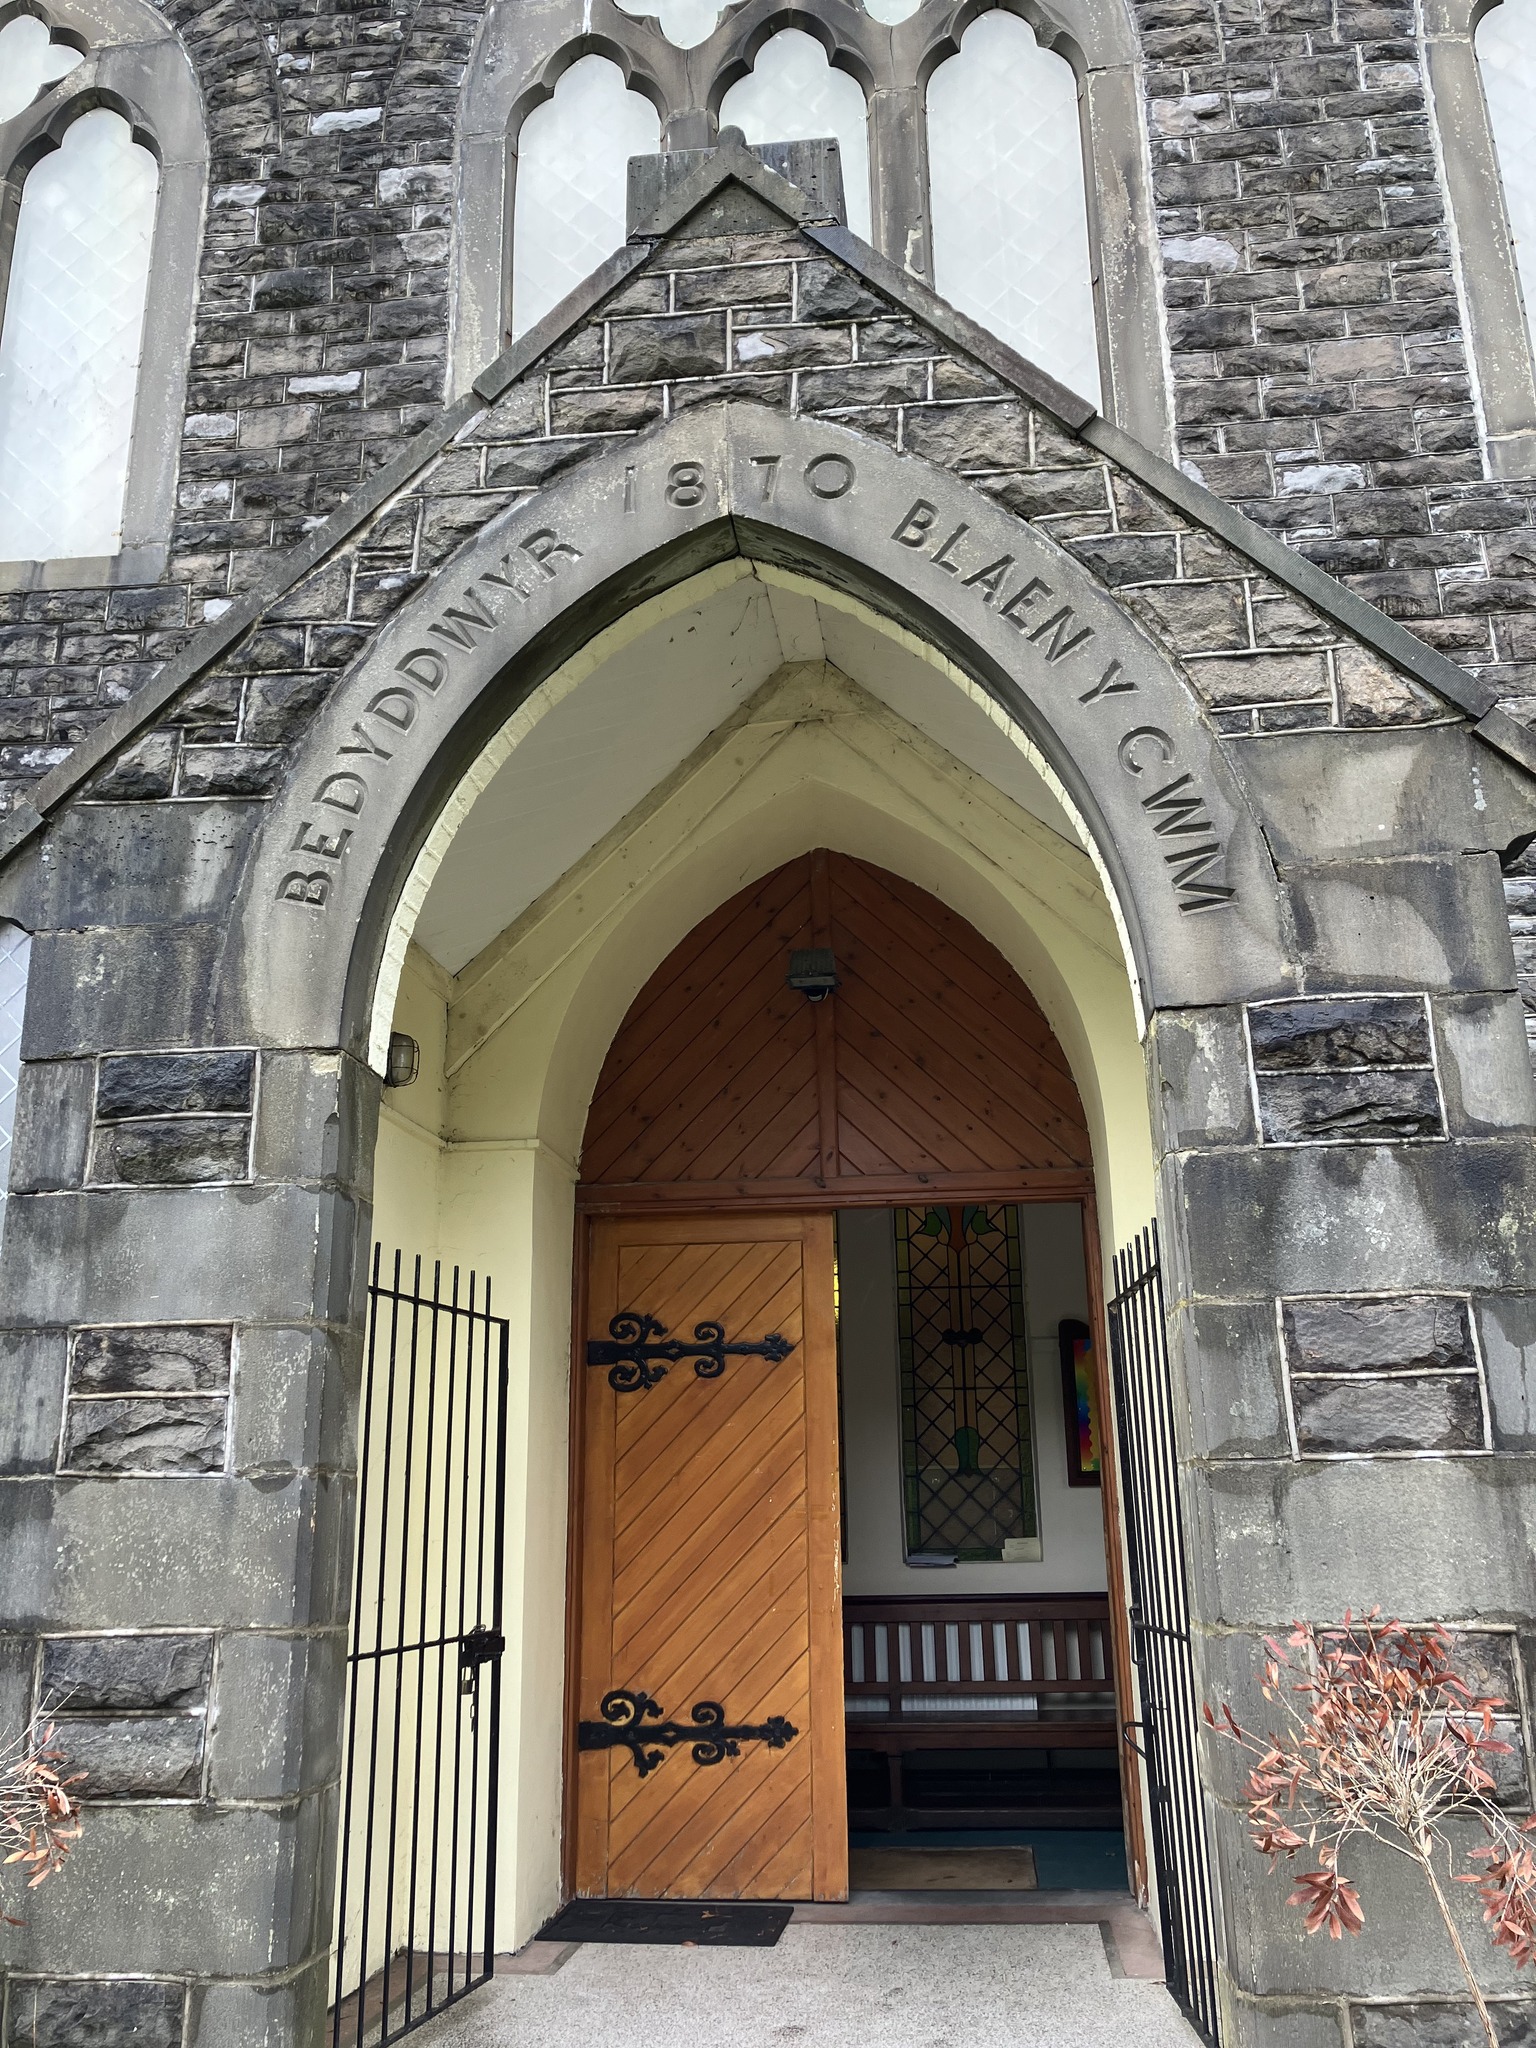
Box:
[838,1203,1108,1598]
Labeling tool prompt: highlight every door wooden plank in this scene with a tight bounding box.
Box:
[575,1212,844,1902]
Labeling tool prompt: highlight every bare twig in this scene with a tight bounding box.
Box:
[1207,1613,1536,2048]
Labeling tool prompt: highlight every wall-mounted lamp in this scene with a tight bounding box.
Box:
[787,948,839,1002]
[385,1031,420,1088]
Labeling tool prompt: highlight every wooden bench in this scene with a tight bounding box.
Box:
[843,1593,1120,1829]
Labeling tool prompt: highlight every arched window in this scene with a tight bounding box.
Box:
[0,3,205,573]
[512,56,661,339]
[1476,0,1536,343]
[0,13,82,122]
[927,11,1100,406]
[458,0,1168,448]
[0,108,158,562]
[718,29,872,244]
[0,921,31,1248]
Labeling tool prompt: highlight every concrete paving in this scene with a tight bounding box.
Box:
[418,1922,1203,2048]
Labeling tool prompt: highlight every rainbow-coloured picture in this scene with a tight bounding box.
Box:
[1058,1317,1101,1487]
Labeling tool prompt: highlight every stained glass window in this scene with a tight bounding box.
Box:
[895,1204,1036,1561]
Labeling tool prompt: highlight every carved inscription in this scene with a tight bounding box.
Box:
[891,498,1233,914]
[276,525,583,907]
[278,447,1235,919]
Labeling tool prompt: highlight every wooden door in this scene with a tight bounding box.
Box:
[574,1212,847,1902]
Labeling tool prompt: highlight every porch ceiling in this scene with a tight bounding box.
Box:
[409,563,1081,976]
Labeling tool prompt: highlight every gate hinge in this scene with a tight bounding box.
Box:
[460,1625,505,1691]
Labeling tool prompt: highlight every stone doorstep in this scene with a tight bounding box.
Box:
[490,1892,1163,1981]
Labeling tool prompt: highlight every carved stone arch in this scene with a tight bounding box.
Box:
[705,6,882,105]
[0,0,207,585]
[230,402,1288,1067]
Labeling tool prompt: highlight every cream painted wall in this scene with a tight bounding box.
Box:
[838,1204,1109,1599]
[364,638,1157,1948]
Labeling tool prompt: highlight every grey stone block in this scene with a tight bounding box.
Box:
[187,1962,329,2048]
[1173,1140,1536,1298]
[207,1631,345,1798]
[96,1051,255,1120]
[1217,1999,1347,2048]
[0,1184,363,1329]
[0,1328,66,1473]
[1433,991,1536,1134]
[1178,1299,1292,1458]
[0,1790,338,1974]
[6,1059,95,1193]
[1149,1006,1258,1149]
[900,401,1032,470]
[89,1118,252,1188]
[5,1471,353,1631]
[4,1980,185,2048]
[229,1322,358,1477]
[1256,1068,1443,1141]
[607,312,727,383]
[1286,853,1517,995]
[71,1325,232,1395]
[1289,1372,1484,1452]
[1282,1296,1475,1373]
[1351,2005,1536,2046]
[42,1632,213,1711]
[51,1712,204,1797]
[21,925,228,1058]
[61,1396,228,1475]
[1479,1296,1536,1450]
[1248,994,1432,1069]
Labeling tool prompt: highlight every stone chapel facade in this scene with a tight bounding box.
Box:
[3,3,1536,2046]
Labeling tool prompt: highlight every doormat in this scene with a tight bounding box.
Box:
[849,1845,1038,1891]
[538,1900,794,1946]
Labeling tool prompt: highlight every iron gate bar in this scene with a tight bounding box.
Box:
[1107,1222,1222,2047]
[332,1248,509,2048]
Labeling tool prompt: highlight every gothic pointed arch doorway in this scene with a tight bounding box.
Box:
[567,850,1134,1905]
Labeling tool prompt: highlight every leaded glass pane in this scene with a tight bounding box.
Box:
[0,15,83,123]
[718,30,873,244]
[0,109,158,563]
[612,0,722,47]
[0,924,31,1249]
[896,1204,1037,1561]
[927,10,1102,406]
[511,56,662,339]
[1479,0,1536,344]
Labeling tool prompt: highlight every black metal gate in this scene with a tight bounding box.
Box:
[332,1249,509,2046]
[1107,1222,1222,2044]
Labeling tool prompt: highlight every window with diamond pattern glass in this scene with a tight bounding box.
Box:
[611,0,722,48]
[0,109,158,563]
[895,1204,1038,1561]
[927,10,1101,407]
[1478,0,1536,347]
[0,924,30,1250]
[0,14,83,123]
[718,29,873,244]
[511,56,662,338]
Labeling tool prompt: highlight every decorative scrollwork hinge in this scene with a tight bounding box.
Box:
[585,1311,795,1394]
[578,1687,799,1778]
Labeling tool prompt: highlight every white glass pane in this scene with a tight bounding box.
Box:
[0,924,31,1249]
[1479,0,1536,342]
[0,109,158,562]
[719,29,872,243]
[863,0,923,18]
[0,16,83,124]
[612,0,721,48]
[512,56,661,338]
[928,11,1102,407]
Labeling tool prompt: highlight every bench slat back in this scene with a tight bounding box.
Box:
[843,1594,1114,1717]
